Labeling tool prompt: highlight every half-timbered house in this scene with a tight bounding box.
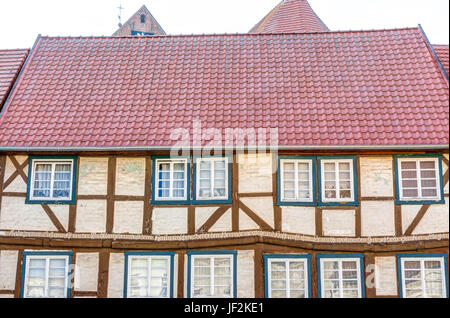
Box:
[0,0,448,299]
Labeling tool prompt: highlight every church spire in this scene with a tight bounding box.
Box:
[249,0,329,34]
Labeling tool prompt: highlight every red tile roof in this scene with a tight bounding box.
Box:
[0,49,29,108]
[433,44,449,75]
[249,0,329,34]
[0,28,448,149]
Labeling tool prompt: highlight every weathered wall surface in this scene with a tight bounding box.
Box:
[152,208,187,235]
[78,158,108,196]
[107,253,124,298]
[75,200,107,233]
[361,201,395,237]
[238,153,273,193]
[359,157,393,197]
[237,250,255,298]
[281,207,315,235]
[115,158,145,196]
[0,250,18,290]
[75,253,99,292]
[113,201,143,234]
[322,210,355,237]
[374,256,398,296]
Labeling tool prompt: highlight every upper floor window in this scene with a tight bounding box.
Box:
[317,254,365,298]
[193,156,232,204]
[26,156,77,204]
[278,156,315,206]
[125,252,174,298]
[152,157,189,204]
[395,155,444,204]
[140,14,146,23]
[398,254,448,298]
[318,156,358,206]
[21,251,72,298]
[187,251,236,298]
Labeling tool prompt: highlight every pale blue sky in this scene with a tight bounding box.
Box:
[0,0,448,49]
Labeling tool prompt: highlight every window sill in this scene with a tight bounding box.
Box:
[25,198,76,205]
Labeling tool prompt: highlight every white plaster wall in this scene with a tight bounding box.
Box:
[0,250,18,290]
[240,197,274,228]
[115,158,146,196]
[2,155,28,183]
[238,153,273,193]
[0,196,57,231]
[152,208,187,235]
[237,250,255,298]
[239,209,259,230]
[74,253,99,292]
[195,207,219,231]
[359,157,394,197]
[75,200,107,233]
[322,210,355,237]
[113,201,143,234]
[361,201,395,237]
[195,207,231,232]
[412,198,449,235]
[281,207,315,235]
[78,158,108,195]
[108,253,124,298]
[2,156,28,192]
[375,256,398,296]
[210,209,232,232]
[401,205,421,234]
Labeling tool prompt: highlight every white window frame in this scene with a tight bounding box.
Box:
[29,159,75,201]
[154,158,188,201]
[267,258,310,298]
[126,255,172,298]
[397,157,441,201]
[320,159,355,203]
[23,255,70,298]
[400,257,447,298]
[190,254,234,298]
[195,157,229,201]
[319,258,362,298]
[280,159,314,203]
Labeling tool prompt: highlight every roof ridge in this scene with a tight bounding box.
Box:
[40,26,422,41]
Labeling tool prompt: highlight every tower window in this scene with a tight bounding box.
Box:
[140,14,146,23]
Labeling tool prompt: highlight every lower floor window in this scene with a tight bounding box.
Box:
[399,254,448,298]
[318,255,364,298]
[22,252,72,298]
[125,252,173,298]
[189,252,236,298]
[265,255,311,298]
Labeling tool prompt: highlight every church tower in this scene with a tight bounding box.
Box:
[113,5,166,36]
[249,0,329,34]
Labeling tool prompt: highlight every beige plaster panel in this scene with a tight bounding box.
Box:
[75,200,107,233]
[195,207,231,232]
[240,197,274,228]
[359,156,394,198]
[322,210,355,237]
[401,205,421,234]
[115,158,146,196]
[237,250,255,298]
[0,250,18,290]
[113,201,143,234]
[361,201,395,237]
[74,253,99,292]
[375,256,398,296]
[412,198,449,235]
[0,196,57,231]
[238,153,273,193]
[107,253,124,298]
[78,158,108,195]
[2,156,28,192]
[281,207,315,235]
[239,209,259,230]
[152,208,187,235]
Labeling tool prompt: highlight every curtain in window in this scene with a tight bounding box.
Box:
[53,164,72,198]
[33,164,52,198]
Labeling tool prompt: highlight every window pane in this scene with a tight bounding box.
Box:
[26,287,45,298]
[422,189,437,197]
[421,170,436,178]
[271,280,286,289]
[298,172,309,181]
[194,258,210,267]
[290,280,305,289]
[401,162,416,170]
[342,290,359,298]
[342,261,357,270]
[214,160,226,169]
[339,162,350,170]
[272,290,286,298]
[323,261,339,270]
[404,261,421,270]
[420,161,436,169]
[271,262,286,271]
[402,170,417,178]
[402,179,418,188]
[325,190,336,198]
[424,261,441,269]
[324,172,335,181]
[403,189,418,198]
[324,163,335,172]
[290,290,306,298]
